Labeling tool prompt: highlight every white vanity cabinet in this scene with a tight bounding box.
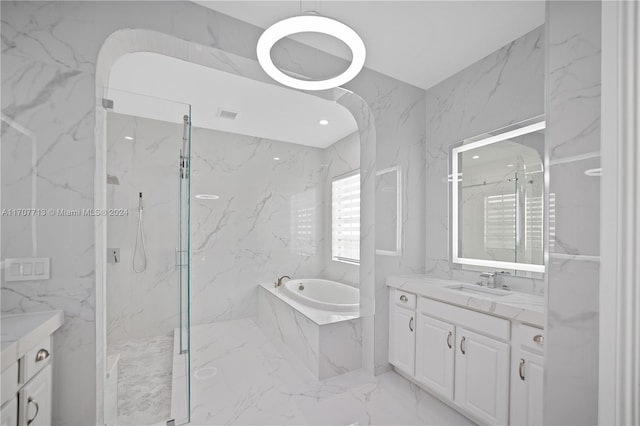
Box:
[510,323,545,425]
[414,313,455,399]
[454,327,510,424]
[1,397,18,426]
[0,311,62,426]
[388,287,542,426]
[19,364,52,426]
[388,290,416,376]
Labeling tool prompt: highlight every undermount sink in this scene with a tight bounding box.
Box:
[445,283,511,297]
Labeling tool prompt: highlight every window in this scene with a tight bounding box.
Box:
[332,171,360,263]
[484,193,516,250]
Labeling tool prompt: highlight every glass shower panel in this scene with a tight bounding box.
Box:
[103,87,191,425]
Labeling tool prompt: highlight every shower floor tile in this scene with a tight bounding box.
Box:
[178,318,473,425]
[110,335,173,425]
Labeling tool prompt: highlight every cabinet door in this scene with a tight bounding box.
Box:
[389,305,416,376]
[19,365,51,426]
[455,327,509,425]
[1,397,18,426]
[510,349,544,425]
[415,313,455,399]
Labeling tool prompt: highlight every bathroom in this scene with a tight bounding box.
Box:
[0,1,637,426]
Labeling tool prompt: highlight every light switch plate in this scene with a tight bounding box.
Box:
[4,258,51,281]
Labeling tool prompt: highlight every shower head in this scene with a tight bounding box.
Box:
[107,174,120,185]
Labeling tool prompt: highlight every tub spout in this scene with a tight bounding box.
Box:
[275,275,291,287]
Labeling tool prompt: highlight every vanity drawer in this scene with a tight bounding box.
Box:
[516,323,544,353]
[394,290,416,309]
[418,297,510,341]
[22,336,52,384]
[1,362,19,406]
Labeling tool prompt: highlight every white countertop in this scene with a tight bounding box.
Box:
[1,310,64,371]
[387,275,544,328]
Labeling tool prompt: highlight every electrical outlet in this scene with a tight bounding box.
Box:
[4,258,50,281]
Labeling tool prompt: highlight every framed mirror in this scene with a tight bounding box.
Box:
[376,166,402,256]
[451,118,545,274]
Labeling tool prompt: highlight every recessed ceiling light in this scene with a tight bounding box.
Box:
[124,136,134,140]
[257,16,366,91]
[195,194,219,200]
[273,157,280,161]
[319,119,329,126]
[507,164,514,167]
[472,155,480,159]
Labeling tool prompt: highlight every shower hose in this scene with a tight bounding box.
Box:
[133,194,147,273]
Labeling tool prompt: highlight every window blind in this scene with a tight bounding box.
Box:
[332,172,360,263]
[484,193,517,249]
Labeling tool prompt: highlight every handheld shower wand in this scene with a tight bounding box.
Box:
[133,192,147,273]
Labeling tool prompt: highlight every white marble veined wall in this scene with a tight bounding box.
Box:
[425,25,546,295]
[1,2,425,423]
[107,112,330,341]
[321,131,360,286]
[189,126,328,326]
[543,2,601,424]
[106,113,184,345]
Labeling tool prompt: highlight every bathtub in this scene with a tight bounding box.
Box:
[280,279,359,313]
[258,279,362,379]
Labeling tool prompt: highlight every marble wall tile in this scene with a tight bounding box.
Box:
[258,286,362,380]
[424,25,545,295]
[1,2,427,423]
[543,2,601,424]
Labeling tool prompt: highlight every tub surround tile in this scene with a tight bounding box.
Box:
[258,286,362,380]
[178,318,471,426]
[387,275,544,327]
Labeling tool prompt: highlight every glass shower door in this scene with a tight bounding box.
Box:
[102,87,191,425]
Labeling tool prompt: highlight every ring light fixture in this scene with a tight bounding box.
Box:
[257,15,366,91]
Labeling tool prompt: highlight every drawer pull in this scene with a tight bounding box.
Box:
[399,295,408,302]
[27,397,39,425]
[35,348,50,362]
[446,331,452,349]
[460,336,466,354]
[519,358,526,381]
[409,317,414,332]
[533,334,544,344]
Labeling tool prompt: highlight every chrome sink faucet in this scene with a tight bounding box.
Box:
[275,275,291,288]
[494,271,512,289]
[478,272,495,287]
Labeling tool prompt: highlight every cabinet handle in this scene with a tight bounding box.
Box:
[35,348,50,362]
[27,397,39,426]
[409,317,414,332]
[399,295,408,302]
[533,334,544,345]
[519,358,526,381]
[446,331,452,349]
[460,336,466,354]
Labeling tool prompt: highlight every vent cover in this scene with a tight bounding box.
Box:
[218,109,238,120]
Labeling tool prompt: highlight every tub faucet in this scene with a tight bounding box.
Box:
[275,275,291,288]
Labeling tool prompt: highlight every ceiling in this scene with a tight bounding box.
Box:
[195,0,545,90]
[108,52,357,148]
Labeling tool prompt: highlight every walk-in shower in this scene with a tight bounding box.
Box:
[103,87,192,425]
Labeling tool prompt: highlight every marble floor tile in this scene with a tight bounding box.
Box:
[180,318,473,426]
[109,335,174,425]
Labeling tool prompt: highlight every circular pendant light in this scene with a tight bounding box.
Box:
[257,15,366,91]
